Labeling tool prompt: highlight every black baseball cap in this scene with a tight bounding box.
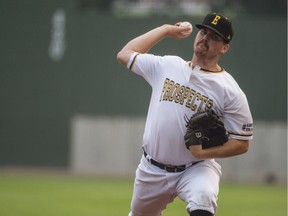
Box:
[196,13,234,43]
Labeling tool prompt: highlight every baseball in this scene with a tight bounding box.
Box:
[179,21,193,37]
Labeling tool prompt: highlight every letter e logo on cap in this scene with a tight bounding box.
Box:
[211,15,221,25]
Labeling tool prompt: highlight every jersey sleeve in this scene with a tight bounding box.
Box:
[126,52,163,86]
[223,91,253,140]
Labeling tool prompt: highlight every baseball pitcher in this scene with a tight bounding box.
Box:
[117,12,253,216]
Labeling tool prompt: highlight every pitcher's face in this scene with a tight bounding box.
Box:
[193,27,229,59]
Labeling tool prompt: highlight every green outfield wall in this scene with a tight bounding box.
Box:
[0,0,286,168]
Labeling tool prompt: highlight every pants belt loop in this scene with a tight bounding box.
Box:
[143,149,152,161]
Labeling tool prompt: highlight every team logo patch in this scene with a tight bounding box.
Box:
[242,123,253,132]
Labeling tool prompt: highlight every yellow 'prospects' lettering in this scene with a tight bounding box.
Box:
[159,78,214,111]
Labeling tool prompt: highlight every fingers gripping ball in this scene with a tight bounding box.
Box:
[184,109,228,149]
[179,21,193,37]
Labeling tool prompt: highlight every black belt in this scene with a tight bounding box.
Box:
[144,151,203,173]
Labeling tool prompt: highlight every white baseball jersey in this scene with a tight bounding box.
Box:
[127,52,253,166]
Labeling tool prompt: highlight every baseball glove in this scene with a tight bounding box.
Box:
[184,109,228,149]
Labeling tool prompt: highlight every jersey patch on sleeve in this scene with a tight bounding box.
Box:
[228,122,254,139]
[242,123,253,132]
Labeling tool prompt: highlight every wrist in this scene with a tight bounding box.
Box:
[160,24,176,37]
[189,145,205,159]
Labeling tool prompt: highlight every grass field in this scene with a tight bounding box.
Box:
[0,173,286,216]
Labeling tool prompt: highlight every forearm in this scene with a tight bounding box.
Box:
[189,139,250,160]
[117,25,169,66]
[117,23,190,66]
[123,25,168,54]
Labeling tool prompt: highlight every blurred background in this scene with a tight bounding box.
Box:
[0,0,286,184]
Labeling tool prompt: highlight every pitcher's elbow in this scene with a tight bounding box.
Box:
[116,50,128,66]
[116,50,123,62]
